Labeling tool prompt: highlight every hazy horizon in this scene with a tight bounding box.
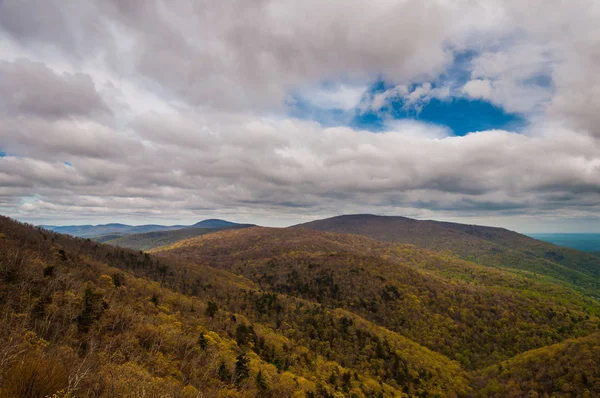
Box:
[20,213,600,235]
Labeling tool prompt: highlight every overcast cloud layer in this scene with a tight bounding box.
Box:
[1,0,599,232]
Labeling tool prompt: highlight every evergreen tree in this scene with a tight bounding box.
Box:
[198,332,208,350]
[328,370,337,386]
[217,360,231,383]
[76,287,106,331]
[77,287,96,330]
[235,323,256,346]
[234,353,250,387]
[205,301,218,318]
[255,369,268,391]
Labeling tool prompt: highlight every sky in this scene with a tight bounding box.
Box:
[1,0,600,233]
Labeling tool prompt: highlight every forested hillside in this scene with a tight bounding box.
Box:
[152,228,600,370]
[294,215,600,296]
[100,224,253,251]
[2,215,600,397]
[474,333,600,397]
[0,216,469,397]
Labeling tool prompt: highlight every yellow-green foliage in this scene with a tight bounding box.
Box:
[0,217,412,397]
[154,227,600,370]
[474,333,600,397]
[2,216,600,398]
[295,215,600,296]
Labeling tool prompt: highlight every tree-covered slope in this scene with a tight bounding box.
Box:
[474,333,600,397]
[293,215,600,296]
[101,224,253,251]
[152,227,600,370]
[4,215,600,397]
[0,216,470,397]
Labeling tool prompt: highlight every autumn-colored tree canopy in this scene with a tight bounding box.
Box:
[1,215,599,397]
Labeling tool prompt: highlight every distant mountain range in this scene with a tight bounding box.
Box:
[41,218,252,239]
[99,223,255,251]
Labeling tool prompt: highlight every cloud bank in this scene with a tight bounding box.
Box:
[0,0,599,231]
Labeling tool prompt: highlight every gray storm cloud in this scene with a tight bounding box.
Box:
[0,59,111,118]
[0,0,599,230]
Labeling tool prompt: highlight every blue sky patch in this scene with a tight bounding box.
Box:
[351,110,386,131]
[380,96,524,136]
[290,77,526,135]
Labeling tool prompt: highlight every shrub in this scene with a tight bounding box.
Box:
[1,354,68,398]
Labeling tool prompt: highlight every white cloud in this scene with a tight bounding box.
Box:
[299,84,367,110]
[0,0,499,111]
[368,85,409,111]
[460,42,556,114]
[0,0,599,230]
[462,79,492,100]
[2,107,600,228]
[403,83,452,112]
[365,82,452,115]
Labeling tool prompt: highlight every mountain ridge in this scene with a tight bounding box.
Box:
[293,214,600,296]
[101,224,255,251]
[41,218,252,239]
